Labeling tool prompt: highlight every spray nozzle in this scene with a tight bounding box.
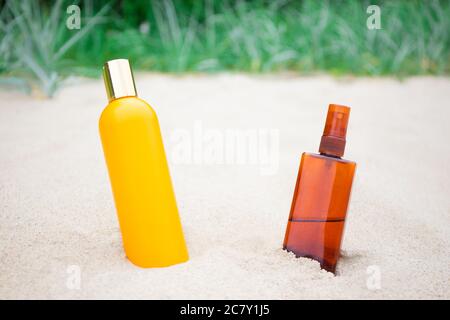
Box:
[319,104,350,157]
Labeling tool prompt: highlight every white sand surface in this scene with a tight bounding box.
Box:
[0,74,449,299]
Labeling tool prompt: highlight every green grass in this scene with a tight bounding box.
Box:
[0,0,110,96]
[1,0,449,96]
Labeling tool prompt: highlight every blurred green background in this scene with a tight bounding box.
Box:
[0,0,449,96]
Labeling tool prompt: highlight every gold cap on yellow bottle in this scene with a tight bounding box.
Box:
[103,59,137,101]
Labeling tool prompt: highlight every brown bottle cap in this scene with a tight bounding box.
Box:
[319,104,350,157]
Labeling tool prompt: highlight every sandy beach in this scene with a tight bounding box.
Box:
[0,74,449,299]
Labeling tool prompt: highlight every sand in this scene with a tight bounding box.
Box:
[0,74,449,299]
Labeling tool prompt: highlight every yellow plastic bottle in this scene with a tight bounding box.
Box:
[99,59,189,268]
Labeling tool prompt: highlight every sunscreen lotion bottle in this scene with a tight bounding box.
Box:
[283,104,356,273]
[99,59,188,268]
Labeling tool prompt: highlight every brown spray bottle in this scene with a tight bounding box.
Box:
[283,104,356,273]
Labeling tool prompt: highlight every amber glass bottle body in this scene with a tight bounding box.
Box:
[283,152,356,273]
